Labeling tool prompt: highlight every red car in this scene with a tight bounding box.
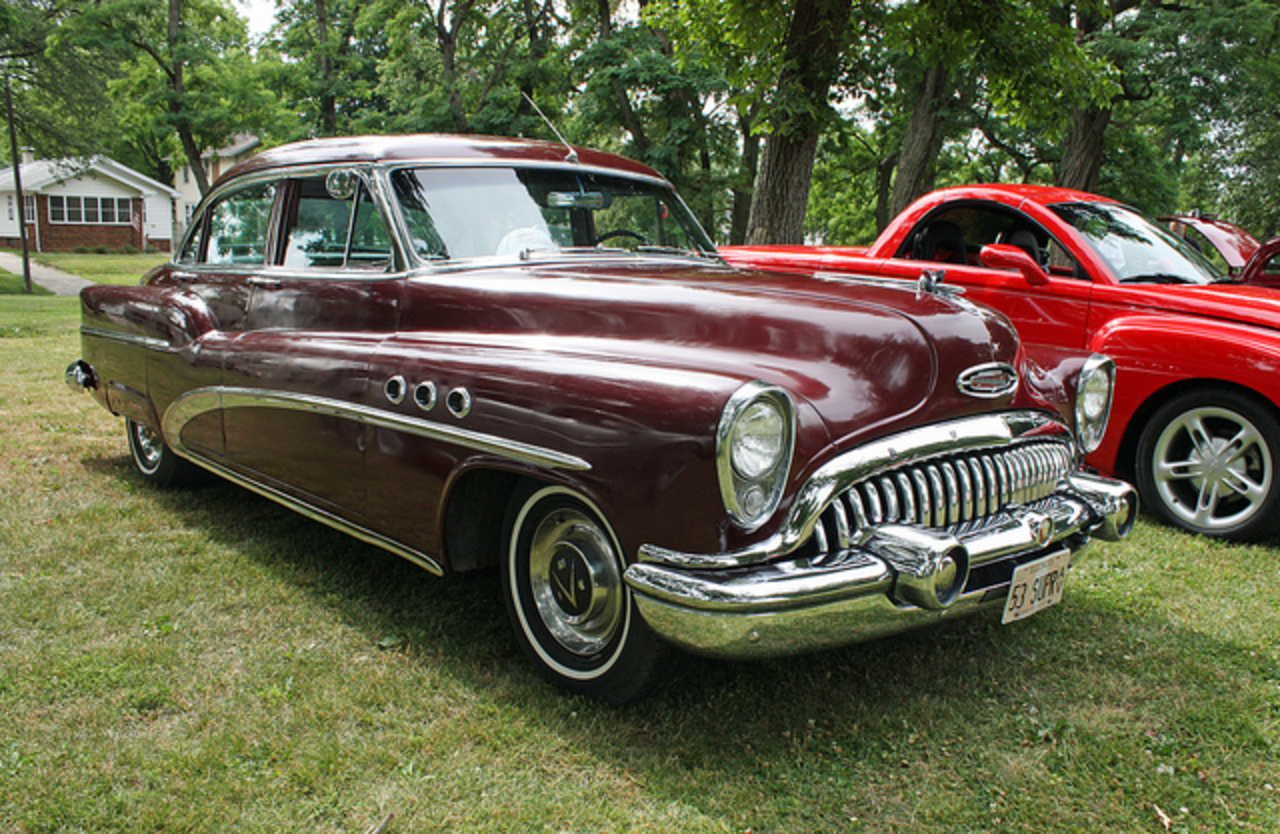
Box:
[66,143,1134,703]
[1162,214,1280,288]
[725,184,1280,542]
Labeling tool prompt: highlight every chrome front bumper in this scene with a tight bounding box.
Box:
[625,471,1136,659]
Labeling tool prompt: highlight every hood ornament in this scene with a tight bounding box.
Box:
[917,268,965,299]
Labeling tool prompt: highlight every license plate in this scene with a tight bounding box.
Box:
[1001,549,1070,624]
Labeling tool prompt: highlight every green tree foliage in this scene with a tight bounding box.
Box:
[268,0,386,138]
[9,0,1280,245]
[53,0,288,192]
[1,0,114,160]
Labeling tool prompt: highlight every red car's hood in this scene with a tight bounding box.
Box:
[1161,215,1260,270]
[1117,281,1280,330]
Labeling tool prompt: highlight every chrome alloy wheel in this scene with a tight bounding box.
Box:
[129,421,166,475]
[1150,404,1272,532]
[525,504,625,657]
[502,483,666,703]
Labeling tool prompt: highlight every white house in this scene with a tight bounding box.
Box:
[0,149,181,252]
[173,133,262,239]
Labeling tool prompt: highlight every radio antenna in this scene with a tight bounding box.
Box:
[522,92,578,164]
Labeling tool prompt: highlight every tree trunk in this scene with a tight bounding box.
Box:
[595,0,649,157]
[1056,105,1111,192]
[875,152,897,233]
[745,0,851,244]
[746,131,821,244]
[169,0,209,195]
[890,62,949,218]
[316,0,337,136]
[729,108,760,245]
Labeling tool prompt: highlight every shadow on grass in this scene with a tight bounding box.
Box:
[83,450,1280,827]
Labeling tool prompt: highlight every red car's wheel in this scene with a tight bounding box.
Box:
[1135,388,1280,541]
[501,483,666,704]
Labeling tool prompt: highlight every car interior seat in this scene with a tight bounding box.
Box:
[916,221,967,264]
[999,227,1044,266]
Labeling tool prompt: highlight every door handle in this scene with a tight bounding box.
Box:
[247,277,283,289]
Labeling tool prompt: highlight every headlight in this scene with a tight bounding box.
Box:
[1075,354,1115,454]
[717,382,796,530]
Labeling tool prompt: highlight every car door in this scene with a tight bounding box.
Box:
[145,180,277,461]
[217,171,401,520]
[879,201,1096,351]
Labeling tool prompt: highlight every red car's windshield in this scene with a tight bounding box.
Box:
[1050,202,1226,285]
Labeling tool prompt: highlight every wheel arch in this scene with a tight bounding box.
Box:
[440,466,526,573]
[1113,378,1280,484]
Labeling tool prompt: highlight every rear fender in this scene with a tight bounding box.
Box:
[79,285,219,434]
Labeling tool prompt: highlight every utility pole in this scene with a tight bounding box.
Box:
[4,74,33,294]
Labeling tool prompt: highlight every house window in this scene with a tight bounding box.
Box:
[24,195,34,222]
[5,196,10,220]
[48,196,134,225]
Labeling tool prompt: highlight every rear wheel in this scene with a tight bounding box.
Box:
[126,419,201,488]
[501,483,667,704]
[1135,388,1280,541]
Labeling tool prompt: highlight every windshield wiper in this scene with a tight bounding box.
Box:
[1121,273,1198,285]
[636,245,716,259]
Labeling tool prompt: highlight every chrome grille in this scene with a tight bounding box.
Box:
[814,441,1074,550]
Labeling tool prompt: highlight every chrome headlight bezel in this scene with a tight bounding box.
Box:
[1075,353,1116,455]
[717,381,796,531]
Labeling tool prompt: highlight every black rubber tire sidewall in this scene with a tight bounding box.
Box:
[500,482,667,705]
[126,419,198,488]
[1135,388,1280,542]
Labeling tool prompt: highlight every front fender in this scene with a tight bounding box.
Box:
[1086,312,1280,471]
[366,336,834,563]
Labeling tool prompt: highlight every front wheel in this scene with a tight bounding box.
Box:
[501,483,667,704]
[126,419,201,488]
[1135,388,1280,541]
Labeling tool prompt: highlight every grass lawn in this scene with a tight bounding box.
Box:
[1,248,169,286]
[1,294,1277,832]
[0,268,54,297]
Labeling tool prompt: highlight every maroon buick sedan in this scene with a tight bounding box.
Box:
[66,135,1135,702]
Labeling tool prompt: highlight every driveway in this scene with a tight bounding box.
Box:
[0,252,93,296]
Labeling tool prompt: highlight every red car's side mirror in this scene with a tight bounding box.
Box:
[979,243,1051,286]
[1240,237,1280,287]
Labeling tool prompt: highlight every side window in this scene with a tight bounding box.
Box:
[206,182,276,265]
[282,175,392,270]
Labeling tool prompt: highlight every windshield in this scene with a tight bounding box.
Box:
[390,166,717,264]
[1049,202,1226,285]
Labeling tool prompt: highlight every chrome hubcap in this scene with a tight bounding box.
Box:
[1153,406,1272,531]
[132,423,164,472]
[528,507,623,656]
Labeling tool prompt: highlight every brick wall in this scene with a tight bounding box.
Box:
[31,196,149,252]
[2,197,170,253]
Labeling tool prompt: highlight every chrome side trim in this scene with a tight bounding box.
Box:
[639,411,1069,569]
[161,386,592,472]
[170,449,444,576]
[81,325,169,351]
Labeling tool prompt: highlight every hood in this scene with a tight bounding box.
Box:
[1160,215,1260,271]
[400,259,1024,446]
[1115,281,1280,332]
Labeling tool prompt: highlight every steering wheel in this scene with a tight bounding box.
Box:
[595,229,648,246]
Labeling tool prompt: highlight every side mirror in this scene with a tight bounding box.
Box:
[1240,237,1280,287]
[980,243,1050,286]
